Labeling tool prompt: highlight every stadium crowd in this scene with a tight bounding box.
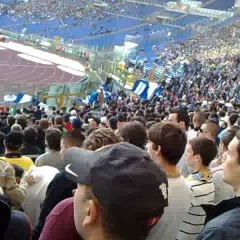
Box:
[1,2,240,240]
[0,83,240,240]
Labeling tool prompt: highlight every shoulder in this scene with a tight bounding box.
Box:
[22,156,34,162]
[198,208,240,240]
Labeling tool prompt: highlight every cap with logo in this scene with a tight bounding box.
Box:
[64,142,168,223]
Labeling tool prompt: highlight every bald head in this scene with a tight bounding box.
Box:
[193,111,206,129]
[200,121,219,141]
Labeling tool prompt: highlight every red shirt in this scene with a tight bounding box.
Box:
[64,123,73,132]
[39,197,82,240]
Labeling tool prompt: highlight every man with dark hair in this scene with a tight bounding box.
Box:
[188,111,206,140]
[108,116,118,131]
[1,115,16,135]
[177,137,217,240]
[117,113,126,129]
[21,127,42,156]
[60,130,86,161]
[147,123,189,240]
[117,121,147,149]
[33,127,119,240]
[168,109,190,131]
[35,128,62,169]
[197,130,240,240]
[199,121,219,142]
[218,113,239,140]
[65,142,168,240]
[2,131,34,171]
[168,109,192,176]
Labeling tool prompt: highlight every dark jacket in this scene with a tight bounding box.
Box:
[197,197,240,240]
[32,171,76,240]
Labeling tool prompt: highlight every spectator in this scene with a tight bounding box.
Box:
[23,166,59,227]
[188,111,206,140]
[65,142,168,240]
[197,130,240,240]
[20,127,42,156]
[0,160,35,208]
[35,128,62,169]
[11,124,22,132]
[117,121,147,149]
[33,126,121,240]
[177,137,217,240]
[1,115,16,135]
[83,128,122,151]
[1,131,34,171]
[147,123,188,240]
[199,121,219,142]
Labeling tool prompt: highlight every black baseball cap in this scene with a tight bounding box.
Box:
[64,142,168,220]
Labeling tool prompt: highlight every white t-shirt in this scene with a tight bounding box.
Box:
[147,176,191,240]
[23,166,59,227]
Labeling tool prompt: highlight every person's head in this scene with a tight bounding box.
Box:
[219,127,239,155]
[23,127,38,145]
[60,130,86,160]
[117,113,126,129]
[4,131,24,152]
[199,121,219,141]
[168,109,190,131]
[223,130,240,193]
[63,114,71,124]
[130,116,146,126]
[89,117,101,129]
[46,128,62,151]
[10,124,22,132]
[147,123,187,166]
[39,118,49,130]
[186,137,218,171]
[72,118,83,130]
[192,111,206,129]
[7,115,16,127]
[64,143,168,240]
[54,115,63,126]
[228,113,239,127]
[16,116,27,130]
[108,116,118,130]
[117,121,147,149]
[83,128,122,151]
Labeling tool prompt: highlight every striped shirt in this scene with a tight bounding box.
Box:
[177,168,215,240]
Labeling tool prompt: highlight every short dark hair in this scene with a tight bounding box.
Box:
[46,128,62,151]
[171,109,190,130]
[7,115,16,126]
[189,137,218,166]
[16,116,27,130]
[229,113,239,126]
[86,187,151,240]
[148,123,187,165]
[117,121,147,149]
[221,127,239,149]
[23,127,38,145]
[130,116,146,126]
[108,117,118,130]
[117,113,126,123]
[61,130,85,148]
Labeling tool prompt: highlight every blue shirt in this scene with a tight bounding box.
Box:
[197,197,240,240]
